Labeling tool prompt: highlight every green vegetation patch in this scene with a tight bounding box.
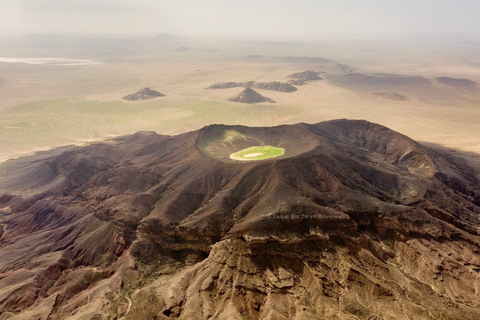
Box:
[230,145,285,161]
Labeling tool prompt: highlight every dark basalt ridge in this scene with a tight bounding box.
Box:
[122,87,165,101]
[371,91,409,101]
[287,70,323,84]
[228,87,275,103]
[207,81,297,92]
[1,120,480,319]
[252,81,297,92]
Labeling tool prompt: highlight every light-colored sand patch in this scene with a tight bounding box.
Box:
[0,57,99,66]
[244,152,263,158]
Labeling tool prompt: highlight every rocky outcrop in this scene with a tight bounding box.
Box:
[122,87,165,100]
[287,70,323,84]
[207,81,244,89]
[372,91,409,101]
[1,120,480,319]
[207,81,297,92]
[253,81,297,92]
[228,87,275,103]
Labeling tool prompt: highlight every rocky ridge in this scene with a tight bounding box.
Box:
[435,77,477,89]
[0,120,480,319]
[287,70,324,85]
[371,91,409,101]
[122,88,165,101]
[207,81,297,92]
[228,87,275,103]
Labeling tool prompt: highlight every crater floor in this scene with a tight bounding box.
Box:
[196,124,320,163]
[229,145,285,161]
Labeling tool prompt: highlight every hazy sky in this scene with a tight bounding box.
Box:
[1,0,480,40]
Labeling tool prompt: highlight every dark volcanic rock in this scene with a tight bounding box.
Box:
[372,91,409,101]
[1,120,480,319]
[288,70,323,83]
[336,62,353,73]
[253,81,297,92]
[206,82,244,89]
[228,87,275,103]
[286,79,308,86]
[207,81,297,92]
[122,87,165,101]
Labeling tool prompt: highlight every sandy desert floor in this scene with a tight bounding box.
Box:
[0,36,479,163]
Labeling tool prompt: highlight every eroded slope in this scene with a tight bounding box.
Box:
[0,120,480,319]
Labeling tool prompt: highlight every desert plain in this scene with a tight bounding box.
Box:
[0,35,479,165]
[2,35,480,320]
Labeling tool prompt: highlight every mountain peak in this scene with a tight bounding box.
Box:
[1,120,480,319]
[122,87,165,100]
[229,87,275,103]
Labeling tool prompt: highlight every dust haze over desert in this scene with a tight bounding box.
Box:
[1,1,480,320]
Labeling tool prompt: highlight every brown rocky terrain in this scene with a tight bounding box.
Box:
[228,87,275,103]
[434,77,477,90]
[207,81,297,92]
[207,81,245,89]
[325,73,480,104]
[335,63,353,73]
[252,81,297,92]
[1,120,480,319]
[332,73,430,90]
[288,70,323,83]
[206,68,332,93]
[122,88,165,101]
[371,91,409,101]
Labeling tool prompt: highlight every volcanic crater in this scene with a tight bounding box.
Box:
[196,124,320,163]
[1,120,480,320]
